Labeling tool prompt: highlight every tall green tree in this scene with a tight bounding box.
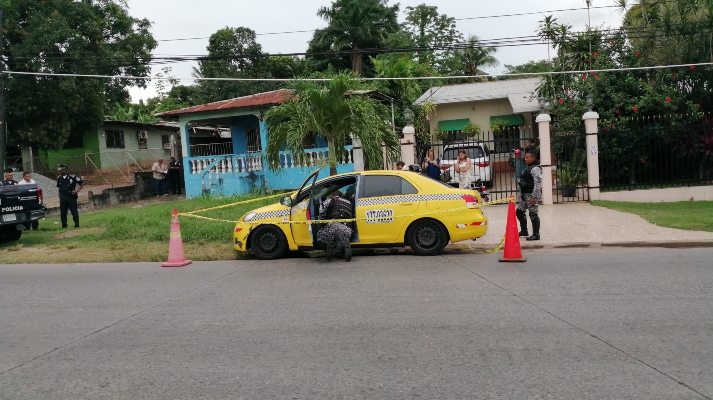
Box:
[3,0,157,150]
[403,4,463,72]
[310,0,400,76]
[264,73,400,176]
[193,27,283,104]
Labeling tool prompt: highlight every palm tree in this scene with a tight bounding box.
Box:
[451,35,499,79]
[313,0,400,75]
[264,73,401,176]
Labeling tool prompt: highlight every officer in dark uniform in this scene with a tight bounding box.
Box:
[2,168,19,185]
[316,190,354,262]
[167,156,182,195]
[517,150,542,241]
[56,164,85,228]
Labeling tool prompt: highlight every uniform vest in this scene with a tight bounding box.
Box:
[327,196,353,219]
[519,163,541,194]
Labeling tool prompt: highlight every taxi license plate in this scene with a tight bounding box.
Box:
[2,214,17,222]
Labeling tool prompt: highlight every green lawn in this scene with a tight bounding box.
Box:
[592,200,713,232]
[0,193,285,263]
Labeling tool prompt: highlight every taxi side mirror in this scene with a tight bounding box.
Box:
[279,195,292,207]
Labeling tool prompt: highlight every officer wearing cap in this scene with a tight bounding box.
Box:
[56,164,85,228]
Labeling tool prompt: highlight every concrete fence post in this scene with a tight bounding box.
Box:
[535,113,553,206]
[401,125,416,166]
[582,111,600,201]
[352,137,364,172]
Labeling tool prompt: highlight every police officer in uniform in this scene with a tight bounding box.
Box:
[56,164,85,228]
[2,168,19,185]
[517,150,542,241]
[316,190,354,262]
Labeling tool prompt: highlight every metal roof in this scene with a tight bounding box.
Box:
[413,78,541,108]
[155,89,394,118]
[154,89,295,117]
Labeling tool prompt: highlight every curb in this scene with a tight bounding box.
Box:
[461,240,713,251]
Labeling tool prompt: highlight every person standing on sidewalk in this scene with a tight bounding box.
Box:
[56,164,85,229]
[516,150,542,241]
[166,157,182,195]
[18,172,40,230]
[151,158,168,197]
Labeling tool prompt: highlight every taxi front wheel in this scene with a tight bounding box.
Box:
[407,220,448,256]
[250,226,287,260]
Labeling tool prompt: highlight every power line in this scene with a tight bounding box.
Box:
[155,5,619,43]
[4,62,712,81]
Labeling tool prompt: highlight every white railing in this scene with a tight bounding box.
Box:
[188,154,264,175]
[279,148,353,168]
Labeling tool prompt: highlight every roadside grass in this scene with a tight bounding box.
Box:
[0,193,285,264]
[592,200,713,232]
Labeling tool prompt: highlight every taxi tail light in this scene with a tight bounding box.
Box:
[475,162,489,168]
[462,195,479,208]
[38,188,43,205]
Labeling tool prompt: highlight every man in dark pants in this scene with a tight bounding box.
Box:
[316,190,354,262]
[56,164,85,229]
[517,150,542,241]
[167,156,182,195]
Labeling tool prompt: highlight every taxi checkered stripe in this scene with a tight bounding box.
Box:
[254,209,290,220]
[356,194,463,207]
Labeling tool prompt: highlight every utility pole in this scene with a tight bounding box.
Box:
[0,5,5,170]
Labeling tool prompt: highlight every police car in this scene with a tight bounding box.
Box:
[233,169,488,260]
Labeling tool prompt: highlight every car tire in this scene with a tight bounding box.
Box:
[407,219,449,256]
[250,225,287,260]
[0,227,22,242]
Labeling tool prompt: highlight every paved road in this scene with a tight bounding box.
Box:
[1,248,711,399]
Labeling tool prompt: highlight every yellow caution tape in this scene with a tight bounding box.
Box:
[178,197,513,225]
[182,191,296,215]
[451,234,506,254]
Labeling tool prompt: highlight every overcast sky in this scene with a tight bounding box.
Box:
[125,0,621,103]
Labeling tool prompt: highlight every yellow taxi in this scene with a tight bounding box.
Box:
[233,169,488,259]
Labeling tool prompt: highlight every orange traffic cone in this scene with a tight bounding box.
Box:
[499,197,527,262]
[162,209,192,267]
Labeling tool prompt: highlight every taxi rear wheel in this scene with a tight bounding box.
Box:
[407,219,448,256]
[250,226,287,260]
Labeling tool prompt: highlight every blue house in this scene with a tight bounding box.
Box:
[155,89,370,198]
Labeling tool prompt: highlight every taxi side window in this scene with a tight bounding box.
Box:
[361,176,417,198]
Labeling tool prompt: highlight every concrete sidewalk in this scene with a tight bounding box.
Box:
[466,202,713,248]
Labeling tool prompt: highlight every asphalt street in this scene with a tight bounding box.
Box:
[1,247,711,399]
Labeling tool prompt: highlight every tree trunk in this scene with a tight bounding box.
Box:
[328,139,338,176]
[351,50,362,76]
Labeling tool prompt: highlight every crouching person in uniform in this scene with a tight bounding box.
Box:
[56,164,85,229]
[517,150,542,241]
[316,190,354,262]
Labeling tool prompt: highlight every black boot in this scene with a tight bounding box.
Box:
[527,213,540,241]
[344,244,352,262]
[516,209,528,237]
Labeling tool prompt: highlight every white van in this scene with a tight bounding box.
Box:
[440,142,493,188]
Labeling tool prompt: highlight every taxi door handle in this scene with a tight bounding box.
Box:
[400,202,414,205]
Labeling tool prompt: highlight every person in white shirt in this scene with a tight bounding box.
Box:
[17,172,39,230]
[17,172,35,185]
[151,158,168,197]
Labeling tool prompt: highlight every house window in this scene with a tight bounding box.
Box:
[246,126,262,152]
[161,135,171,150]
[105,130,125,149]
[303,132,316,149]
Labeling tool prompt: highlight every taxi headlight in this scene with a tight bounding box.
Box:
[243,212,257,222]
